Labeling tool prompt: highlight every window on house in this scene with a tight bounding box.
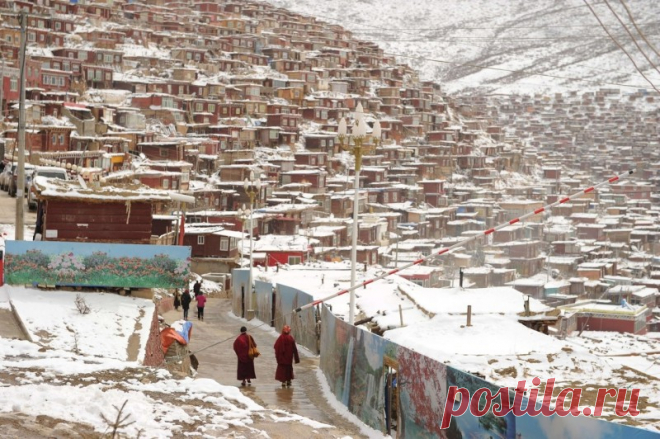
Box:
[39,34,45,42]
[159,149,169,157]
[220,238,229,251]
[55,22,61,31]
[59,77,64,86]
[59,135,64,145]
[208,104,215,113]
[162,179,169,189]
[172,180,178,190]
[288,256,301,265]
[197,236,205,245]
[195,103,203,112]
[28,33,35,42]
[10,78,17,91]
[52,135,57,145]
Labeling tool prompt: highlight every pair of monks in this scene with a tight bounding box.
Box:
[232,324,300,387]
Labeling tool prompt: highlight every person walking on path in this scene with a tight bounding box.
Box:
[181,289,192,320]
[233,326,257,386]
[193,280,201,297]
[196,291,207,321]
[173,290,181,311]
[274,325,300,388]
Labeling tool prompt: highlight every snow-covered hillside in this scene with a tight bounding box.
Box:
[266,0,660,94]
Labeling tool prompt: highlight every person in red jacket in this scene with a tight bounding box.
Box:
[195,291,206,321]
[233,326,256,386]
[274,325,300,387]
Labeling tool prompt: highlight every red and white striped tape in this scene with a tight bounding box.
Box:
[295,169,634,313]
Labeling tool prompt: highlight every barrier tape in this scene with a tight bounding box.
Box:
[294,170,634,313]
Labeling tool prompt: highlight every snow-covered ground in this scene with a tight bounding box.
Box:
[5,286,153,362]
[264,0,660,95]
[0,286,335,437]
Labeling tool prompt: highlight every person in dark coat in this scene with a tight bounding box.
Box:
[173,291,181,311]
[193,280,201,297]
[181,289,192,320]
[274,325,300,387]
[233,326,256,386]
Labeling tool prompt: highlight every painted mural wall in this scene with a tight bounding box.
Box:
[254,280,272,324]
[230,272,656,438]
[275,284,319,354]
[5,241,191,289]
[320,305,659,439]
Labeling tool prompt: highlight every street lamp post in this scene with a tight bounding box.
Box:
[337,103,381,325]
[241,171,261,319]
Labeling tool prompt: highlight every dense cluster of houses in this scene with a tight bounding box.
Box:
[1,0,660,335]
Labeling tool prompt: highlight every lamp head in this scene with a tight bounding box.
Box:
[372,120,381,139]
[355,102,364,119]
[337,117,347,136]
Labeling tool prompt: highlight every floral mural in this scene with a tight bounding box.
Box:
[5,241,191,289]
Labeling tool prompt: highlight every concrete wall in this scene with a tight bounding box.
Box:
[191,257,234,276]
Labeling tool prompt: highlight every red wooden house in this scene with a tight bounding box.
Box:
[31,178,170,244]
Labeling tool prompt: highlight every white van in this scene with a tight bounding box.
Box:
[27,166,68,211]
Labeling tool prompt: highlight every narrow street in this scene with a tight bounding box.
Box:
[163,298,366,438]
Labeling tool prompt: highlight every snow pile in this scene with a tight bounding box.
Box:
[5,286,154,362]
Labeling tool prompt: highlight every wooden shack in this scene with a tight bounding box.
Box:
[32,176,171,244]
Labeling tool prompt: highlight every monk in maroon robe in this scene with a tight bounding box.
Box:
[233,326,256,386]
[274,325,300,387]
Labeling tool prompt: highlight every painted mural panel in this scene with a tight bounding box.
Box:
[445,366,516,439]
[5,241,191,289]
[254,280,272,324]
[231,269,249,318]
[275,284,318,353]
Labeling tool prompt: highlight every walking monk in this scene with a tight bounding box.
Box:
[233,326,256,386]
[274,325,300,387]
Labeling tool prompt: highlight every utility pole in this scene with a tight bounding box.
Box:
[15,11,27,240]
[0,55,5,123]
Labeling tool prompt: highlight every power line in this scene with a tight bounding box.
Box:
[582,0,660,94]
[618,0,660,62]
[602,0,660,76]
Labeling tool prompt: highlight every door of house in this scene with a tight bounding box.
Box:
[383,355,400,437]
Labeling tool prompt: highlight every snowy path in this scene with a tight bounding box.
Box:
[163,298,365,438]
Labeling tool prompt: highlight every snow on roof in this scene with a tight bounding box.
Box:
[33,176,171,203]
[385,314,565,357]
[400,284,550,315]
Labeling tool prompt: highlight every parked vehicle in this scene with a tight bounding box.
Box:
[8,163,35,197]
[27,166,68,210]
